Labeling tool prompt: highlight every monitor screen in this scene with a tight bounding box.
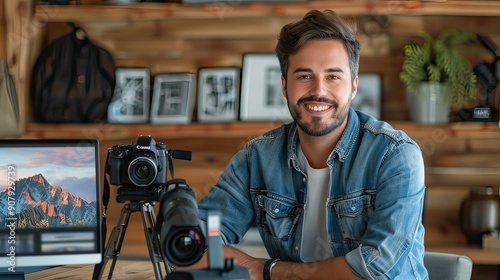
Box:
[0,139,102,272]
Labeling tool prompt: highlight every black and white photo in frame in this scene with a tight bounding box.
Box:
[239,53,292,122]
[150,73,195,124]
[197,67,240,123]
[351,73,382,119]
[108,68,150,123]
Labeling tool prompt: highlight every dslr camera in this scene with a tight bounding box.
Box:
[108,135,167,188]
[100,135,249,280]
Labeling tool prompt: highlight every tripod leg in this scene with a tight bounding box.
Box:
[98,203,133,280]
[140,202,170,280]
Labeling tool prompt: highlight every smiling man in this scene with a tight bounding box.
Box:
[196,10,428,280]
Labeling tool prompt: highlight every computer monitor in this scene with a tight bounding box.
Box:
[0,139,102,275]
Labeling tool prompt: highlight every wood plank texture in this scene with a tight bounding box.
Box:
[34,1,500,23]
[25,260,159,280]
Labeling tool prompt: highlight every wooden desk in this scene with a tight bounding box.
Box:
[26,260,160,280]
[25,246,500,279]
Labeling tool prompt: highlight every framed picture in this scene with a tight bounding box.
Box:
[150,73,195,124]
[197,67,240,123]
[352,74,382,119]
[108,68,150,123]
[239,53,292,122]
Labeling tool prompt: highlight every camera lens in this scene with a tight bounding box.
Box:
[164,227,204,267]
[128,157,157,187]
[169,230,202,263]
[135,163,151,179]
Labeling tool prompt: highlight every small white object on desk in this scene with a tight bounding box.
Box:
[482,230,500,250]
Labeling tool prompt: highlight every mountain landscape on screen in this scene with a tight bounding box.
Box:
[0,173,97,228]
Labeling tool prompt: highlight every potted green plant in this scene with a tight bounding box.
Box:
[400,30,477,124]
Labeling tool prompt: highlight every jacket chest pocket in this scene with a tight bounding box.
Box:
[331,194,373,244]
[255,194,301,241]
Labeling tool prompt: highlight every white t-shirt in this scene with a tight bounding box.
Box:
[297,145,333,262]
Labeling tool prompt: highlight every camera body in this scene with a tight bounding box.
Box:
[108,135,167,188]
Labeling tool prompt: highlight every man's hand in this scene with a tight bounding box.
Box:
[223,246,266,280]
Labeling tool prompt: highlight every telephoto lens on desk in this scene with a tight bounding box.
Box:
[158,179,206,267]
[166,211,251,280]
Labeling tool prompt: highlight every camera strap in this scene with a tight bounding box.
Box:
[92,156,110,280]
[167,149,175,179]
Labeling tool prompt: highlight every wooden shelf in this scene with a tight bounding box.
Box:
[24,121,284,141]
[35,0,500,22]
[24,121,500,141]
[427,245,500,265]
[391,121,500,139]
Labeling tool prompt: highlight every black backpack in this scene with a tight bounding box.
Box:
[31,26,115,123]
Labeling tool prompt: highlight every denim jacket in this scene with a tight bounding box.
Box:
[198,108,428,279]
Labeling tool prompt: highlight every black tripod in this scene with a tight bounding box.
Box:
[95,201,171,280]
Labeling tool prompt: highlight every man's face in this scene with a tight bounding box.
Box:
[283,39,358,137]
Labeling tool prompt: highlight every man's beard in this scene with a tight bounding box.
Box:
[288,95,351,137]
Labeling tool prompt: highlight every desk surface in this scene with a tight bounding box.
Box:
[24,245,500,279]
[26,260,160,280]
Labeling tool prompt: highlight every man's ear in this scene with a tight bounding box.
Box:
[281,76,287,97]
[351,75,359,100]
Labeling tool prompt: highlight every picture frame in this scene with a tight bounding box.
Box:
[108,68,150,123]
[197,67,240,123]
[352,73,382,119]
[150,73,195,124]
[239,53,292,122]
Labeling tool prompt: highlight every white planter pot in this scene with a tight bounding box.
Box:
[406,83,451,124]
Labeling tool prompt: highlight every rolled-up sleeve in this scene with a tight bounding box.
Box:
[345,141,426,279]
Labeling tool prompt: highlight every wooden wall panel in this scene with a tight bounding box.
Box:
[6,3,500,274]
